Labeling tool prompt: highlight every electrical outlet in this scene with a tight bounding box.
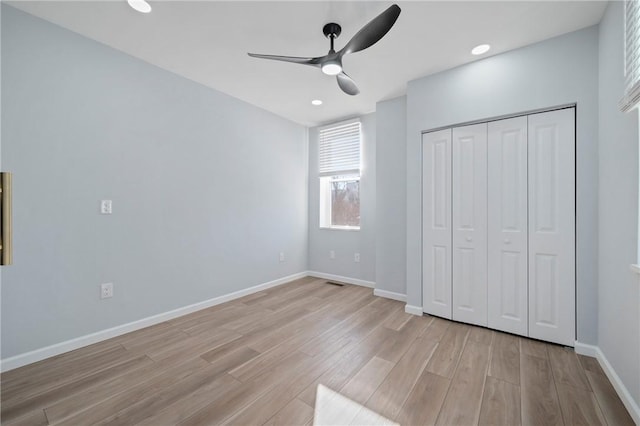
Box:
[279,252,285,262]
[329,250,335,259]
[100,283,113,299]
[354,253,361,263]
[100,200,112,215]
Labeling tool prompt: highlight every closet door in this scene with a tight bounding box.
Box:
[422,129,452,319]
[528,108,575,346]
[487,116,528,336]
[452,124,488,326]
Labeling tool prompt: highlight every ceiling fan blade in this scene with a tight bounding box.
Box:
[339,4,401,56]
[247,53,322,67]
[336,72,360,95]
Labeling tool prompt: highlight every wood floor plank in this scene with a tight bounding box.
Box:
[2,408,49,426]
[520,353,563,426]
[43,354,202,423]
[578,355,605,376]
[520,337,548,359]
[435,333,491,426]
[340,356,395,404]
[380,304,411,331]
[298,305,390,358]
[308,287,375,321]
[585,370,635,426]
[219,306,274,332]
[112,321,177,347]
[180,319,244,342]
[233,304,310,338]
[1,355,152,423]
[227,305,374,384]
[127,330,197,358]
[421,317,451,342]
[468,326,494,346]
[178,351,317,426]
[548,345,591,391]
[297,325,394,407]
[556,383,606,426]
[236,289,270,304]
[1,338,123,386]
[396,370,450,426]
[489,332,520,385]
[247,316,342,354]
[98,349,257,426]
[262,398,314,426]
[1,344,131,401]
[223,347,351,425]
[425,322,469,378]
[56,357,210,426]
[376,316,433,363]
[136,374,241,426]
[150,328,243,362]
[177,305,247,334]
[365,335,439,420]
[259,284,325,312]
[478,376,521,426]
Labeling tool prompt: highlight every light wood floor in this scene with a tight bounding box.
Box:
[0,277,634,426]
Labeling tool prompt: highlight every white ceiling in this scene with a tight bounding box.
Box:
[8,1,607,126]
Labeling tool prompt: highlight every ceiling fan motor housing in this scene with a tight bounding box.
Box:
[323,23,342,39]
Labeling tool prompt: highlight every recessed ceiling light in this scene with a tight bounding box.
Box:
[471,44,491,55]
[311,100,323,106]
[127,0,151,13]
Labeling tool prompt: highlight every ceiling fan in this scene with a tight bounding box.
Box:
[247,4,401,96]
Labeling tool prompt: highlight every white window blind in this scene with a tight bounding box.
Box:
[319,121,361,176]
[621,0,640,112]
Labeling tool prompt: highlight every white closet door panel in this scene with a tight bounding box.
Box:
[528,108,575,346]
[488,116,528,336]
[422,129,452,318]
[452,123,488,326]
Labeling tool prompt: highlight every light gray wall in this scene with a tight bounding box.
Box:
[375,96,406,296]
[308,113,376,283]
[405,26,599,344]
[598,1,640,407]
[1,5,308,359]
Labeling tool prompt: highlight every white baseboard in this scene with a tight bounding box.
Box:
[307,271,375,288]
[574,341,640,424]
[404,304,423,316]
[0,271,307,373]
[373,289,407,303]
[574,341,599,357]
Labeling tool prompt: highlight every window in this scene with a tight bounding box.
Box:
[621,0,640,112]
[319,120,361,230]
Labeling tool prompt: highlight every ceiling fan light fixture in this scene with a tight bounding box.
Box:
[127,0,152,13]
[321,61,342,76]
[247,4,401,95]
[471,44,491,55]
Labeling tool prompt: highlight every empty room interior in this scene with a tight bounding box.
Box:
[1,0,639,425]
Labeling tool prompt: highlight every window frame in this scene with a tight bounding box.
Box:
[621,0,640,112]
[319,174,361,231]
[317,118,362,231]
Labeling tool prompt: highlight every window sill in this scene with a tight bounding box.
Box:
[630,264,640,275]
[319,226,360,232]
